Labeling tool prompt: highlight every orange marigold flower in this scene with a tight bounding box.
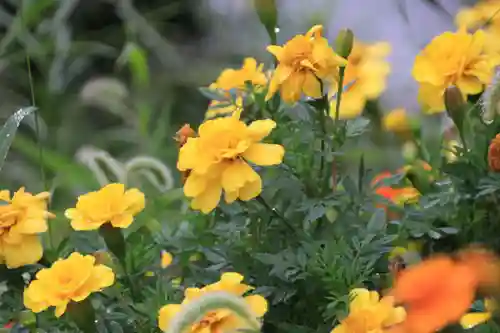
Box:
[390,249,500,333]
[488,134,500,171]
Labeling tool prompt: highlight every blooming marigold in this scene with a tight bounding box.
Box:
[24,252,114,317]
[266,25,347,103]
[0,188,54,269]
[488,134,500,171]
[65,183,145,230]
[177,110,284,213]
[329,40,391,119]
[331,288,406,333]
[158,272,267,332]
[389,248,500,333]
[413,29,500,113]
[205,58,267,119]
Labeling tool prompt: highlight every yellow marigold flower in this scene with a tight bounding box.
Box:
[413,29,500,113]
[210,58,267,92]
[266,25,347,103]
[330,40,391,119]
[331,288,406,333]
[383,108,411,133]
[158,272,267,333]
[460,299,496,329]
[177,110,284,213]
[24,252,114,317]
[65,183,145,230]
[456,1,500,53]
[0,188,53,269]
[205,58,267,119]
[161,250,173,269]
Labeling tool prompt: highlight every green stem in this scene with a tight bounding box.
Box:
[331,66,346,192]
[256,195,295,233]
[317,81,328,193]
[335,67,346,123]
[26,54,52,249]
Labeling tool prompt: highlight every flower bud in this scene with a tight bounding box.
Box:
[488,134,500,172]
[444,85,465,130]
[335,29,354,59]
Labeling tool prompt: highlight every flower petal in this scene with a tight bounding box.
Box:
[243,143,284,166]
[247,119,276,142]
[239,177,262,201]
[460,312,491,329]
[184,173,207,197]
[190,182,222,214]
[3,235,43,268]
[245,295,268,317]
[158,304,182,332]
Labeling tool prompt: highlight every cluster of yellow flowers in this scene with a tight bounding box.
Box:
[0,184,263,332]
[0,184,144,315]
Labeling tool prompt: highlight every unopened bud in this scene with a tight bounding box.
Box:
[444,85,465,130]
[174,124,196,148]
[335,29,354,59]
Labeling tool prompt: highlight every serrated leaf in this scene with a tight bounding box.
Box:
[367,209,386,232]
[345,117,370,137]
[0,107,36,172]
[304,204,326,224]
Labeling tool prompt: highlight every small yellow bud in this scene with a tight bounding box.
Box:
[161,250,173,269]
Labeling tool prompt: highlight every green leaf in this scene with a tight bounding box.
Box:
[367,209,386,232]
[345,117,370,138]
[67,299,96,333]
[304,204,326,224]
[118,42,150,89]
[253,0,278,44]
[99,224,127,264]
[0,107,36,172]
[198,87,228,102]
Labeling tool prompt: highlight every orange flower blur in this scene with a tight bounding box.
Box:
[389,248,500,333]
[371,172,420,207]
[488,134,500,172]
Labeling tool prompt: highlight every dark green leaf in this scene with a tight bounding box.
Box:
[253,0,278,44]
[367,209,386,233]
[0,107,36,172]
